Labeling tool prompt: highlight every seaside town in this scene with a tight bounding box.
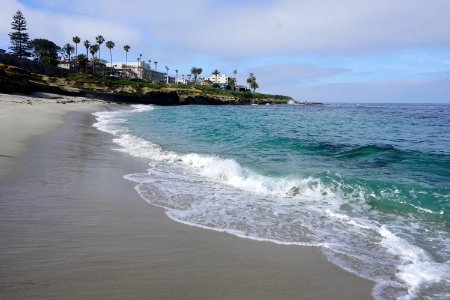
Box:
[3,10,257,93]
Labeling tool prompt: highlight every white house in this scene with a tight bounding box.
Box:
[204,74,230,84]
[112,61,165,81]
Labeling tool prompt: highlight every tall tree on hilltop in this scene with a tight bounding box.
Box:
[190,67,203,84]
[9,10,32,58]
[175,69,179,83]
[247,73,254,90]
[232,69,238,87]
[89,44,99,73]
[76,54,88,72]
[197,68,203,82]
[105,41,115,68]
[247,73,259,92]
[72,36,80,58]
[83,40,90,57]
[62,43,75,69]
[165,66,169,83]
[228,77,236,89]
[123,45,130,67]
[30,38,60,64]
[72,36,80,70]
[95,35,105,60]
[250,79,259,92]
[154,61,158,72]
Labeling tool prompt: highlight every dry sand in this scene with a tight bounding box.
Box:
[0,93,102,177]
[0,93,374,299]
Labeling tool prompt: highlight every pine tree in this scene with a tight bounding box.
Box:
[9,10,32,58]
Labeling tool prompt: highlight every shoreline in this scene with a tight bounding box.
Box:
[0,93,374,299]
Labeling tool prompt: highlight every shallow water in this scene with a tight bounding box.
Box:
[94,103,450,299]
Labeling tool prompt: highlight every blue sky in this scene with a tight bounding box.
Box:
[1,0,450,103]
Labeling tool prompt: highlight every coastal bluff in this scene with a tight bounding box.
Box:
[0,56,293,106]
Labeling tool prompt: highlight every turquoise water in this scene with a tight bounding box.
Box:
[94,103,450,299]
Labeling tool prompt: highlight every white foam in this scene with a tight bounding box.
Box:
[378,226,450,299]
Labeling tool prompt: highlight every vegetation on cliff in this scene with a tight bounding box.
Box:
[0,59,292,105]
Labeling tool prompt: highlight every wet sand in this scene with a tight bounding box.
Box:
[0,94,374,299]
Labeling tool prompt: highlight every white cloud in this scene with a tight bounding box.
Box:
[4,0,449,57]
[111,0,450,57]
[0,0,141,53]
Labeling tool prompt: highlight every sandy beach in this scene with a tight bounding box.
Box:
[0,93,102,177]
[0,93,374,299]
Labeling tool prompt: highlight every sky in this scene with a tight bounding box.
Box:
[1,0,450,103]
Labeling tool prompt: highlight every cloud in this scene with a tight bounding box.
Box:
[118,0,450,57]
[4,0,449,58]
[0,0,142,52]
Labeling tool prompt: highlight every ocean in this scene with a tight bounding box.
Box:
[93,103,450,299]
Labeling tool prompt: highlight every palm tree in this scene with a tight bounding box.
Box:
[247,73,258,92]
[72,36,80,70]
[137,56,141,78]
[147,60,152,80]
[63,43,75,69]
[83,40,90,58]
[95,35,105,60]
[175,69,179,83]
[72,36,80,58]
[165,66,169,83]
[123,45,130,67]
[76,54,88,72]
[247,72,254,90]
[251,80,259,92]
[212,69,220,84]
[154,61,158,72]
[190,67,203,84]
[105,41,115,68]
[197,68,203,82]
[228,77,236,89]
[89,44,99,73]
